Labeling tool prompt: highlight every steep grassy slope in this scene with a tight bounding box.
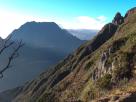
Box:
[13,7,136,102]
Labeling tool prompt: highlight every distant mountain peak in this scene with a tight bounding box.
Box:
[23,21,57,25]
[19,21,60,30]
[0,21,84,94]
[10,21,84,50]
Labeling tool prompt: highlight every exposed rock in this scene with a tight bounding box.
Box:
[92,48,113,80]
[91,37,130,82]
[112,12,124,25]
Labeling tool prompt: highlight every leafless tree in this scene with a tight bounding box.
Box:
[0,36,24,78]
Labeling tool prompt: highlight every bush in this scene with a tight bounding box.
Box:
[96,74,112,89]
[113,52,133,81]
[85,61,94,70]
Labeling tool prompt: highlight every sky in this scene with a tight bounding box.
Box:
[0,0,136,38]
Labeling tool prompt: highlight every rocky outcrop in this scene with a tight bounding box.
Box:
[112,12,124,25]
[92,37,128,81]
[80,11,125,62]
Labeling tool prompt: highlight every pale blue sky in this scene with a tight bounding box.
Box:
[0,0,135,38]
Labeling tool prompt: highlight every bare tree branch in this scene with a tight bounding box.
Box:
[0,35,15,55]
[0,38,24,79]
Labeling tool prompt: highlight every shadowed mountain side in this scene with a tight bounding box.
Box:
[0,22,84,92]
[10,22,83,52]
[0,45,66,92]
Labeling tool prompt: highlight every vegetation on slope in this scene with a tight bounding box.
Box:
[13,7,136,102]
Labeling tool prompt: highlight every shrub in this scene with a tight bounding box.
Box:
[96,74,112,89]
[113,52,133,81]
[85,61,94,70]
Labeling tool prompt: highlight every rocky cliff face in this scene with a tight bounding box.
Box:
[7,7,136,102]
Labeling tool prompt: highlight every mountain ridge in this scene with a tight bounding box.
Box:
[10,21,83,50]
